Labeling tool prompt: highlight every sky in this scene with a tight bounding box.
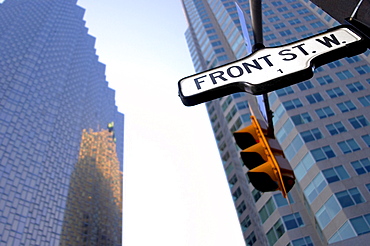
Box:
[77,0,246,245]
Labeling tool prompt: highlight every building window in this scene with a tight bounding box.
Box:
[348,115,369,129]
[344,55,361,64]
[358,95,370,107]
[337,100,357,113]
[304,14,317,21]
[217,55,228,62]
[306,93,324,104]
[274,22,286,29]
[282,212,304,230]
[245,231,256,246]
[268,16,281,23]
[231,118,242,132]
[272,1,283,6]
[347,81,365,92]
[241,215,252,232]
[355,65,370,75]
[225,164,234,175]
[322,165,350,183]
[350,214,370,236]
[265,33,277,40]
[276,119,294,143]
[310,21,325,28]
[293,152,313,182]
[288,236,313,246]
[267,219,285,246]
[232,187,242,201]
[297,80,314,90]
[311,146,336,162]
[241,113,252,123]
[362,134,370,147]
[304,172,327,203]
[336,70,354,80]
[295,25,308,32]
[232,92,243,99]
[259,198,276,223]
[297,8,309,14]
[326,87,345,98]
[301,128,323,142]
[366,184,370,193]
[328,221,357,244]
[316,195,341,229]
[289,18,301,25]
[252,189,262,203]
[291,112,312,126]
[237,201,247,215]
[282,12,295,19]
[211,41,221,47]
[236,101,249,110]
[351,158,370,175]
[326,122,347,135]
[285,135,304,161]
[285,37,298,43]
[327,60,343,68]
[277,6,289,12]
[263,10,275,16]
[214,47,225,54]
[228,174,238,188]
[316,75,333,85]
[276,86,294,96]
[337,139,361,154]
[335,188,365,208]
[273,193,294,207]
[291,3,303,8]
[283,98,303,110]
[279,29,293,37]
[226,106,237,122]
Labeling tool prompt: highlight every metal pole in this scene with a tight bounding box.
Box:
[249,0,275,137]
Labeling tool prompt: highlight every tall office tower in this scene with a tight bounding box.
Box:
[0,0,123,245]
[182,0,370,245]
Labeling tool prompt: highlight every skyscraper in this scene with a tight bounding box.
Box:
[0,0,123,245]
[182,0,370,245]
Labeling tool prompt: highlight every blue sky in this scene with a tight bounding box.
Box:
[77,0,245,245]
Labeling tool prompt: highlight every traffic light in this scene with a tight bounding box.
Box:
[233,116,295,198]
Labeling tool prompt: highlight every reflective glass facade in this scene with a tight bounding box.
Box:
[0,0,123,245]
[182,0,370,245]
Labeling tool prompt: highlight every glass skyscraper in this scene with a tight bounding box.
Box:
[182,0,370,245]
[0,0,123,245]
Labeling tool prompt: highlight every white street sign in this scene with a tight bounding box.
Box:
[178,26,367,106]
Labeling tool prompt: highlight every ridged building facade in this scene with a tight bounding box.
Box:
[0,0,123,245]
[182,0,370,245]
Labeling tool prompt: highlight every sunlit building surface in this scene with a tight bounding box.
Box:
[61,129,122,245]
[0,0,123,245]
[182,0,370,245]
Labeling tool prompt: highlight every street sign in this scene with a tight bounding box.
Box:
[178,26,367,106]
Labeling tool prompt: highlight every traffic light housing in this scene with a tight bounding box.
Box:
[233,116,295,198]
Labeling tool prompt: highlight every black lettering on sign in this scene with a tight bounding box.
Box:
[227,66,244,78]
[194,75,207,90]
[258,55,274,67]
[209,71,227,85]
[292,44,309,55]
[316,34,340,48]
[278,49,297,61]
[241,59,262,73]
